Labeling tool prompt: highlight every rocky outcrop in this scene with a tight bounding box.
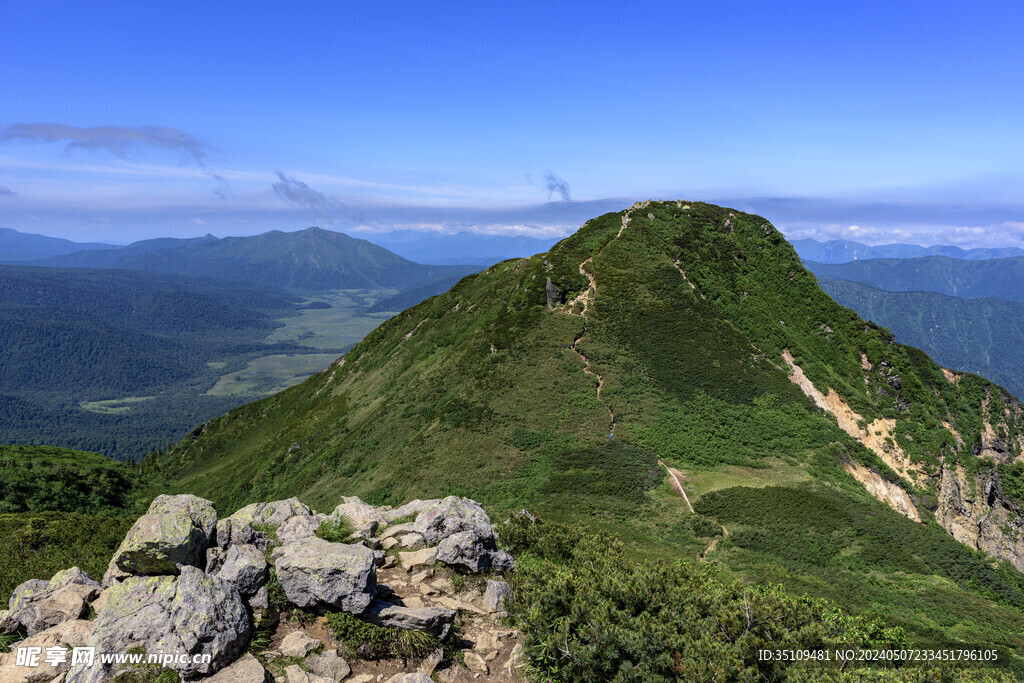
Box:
[1,493,518,682]
[107,494,217,577]
[936,463,1024,572]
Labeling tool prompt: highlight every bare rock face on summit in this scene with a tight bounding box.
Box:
[414,497,494,546]
[107,494,217,577]
[66,566,250,683]
[274,538,377,613]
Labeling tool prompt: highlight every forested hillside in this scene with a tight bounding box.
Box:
[820,278,1024,400]
[805,255,1024,301]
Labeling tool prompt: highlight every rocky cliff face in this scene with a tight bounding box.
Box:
[786,352,1024,570]
[0,494,522,683]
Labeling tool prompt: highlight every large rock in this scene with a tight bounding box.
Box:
[108,494,217,576]
[7,569,101,635]
[434,532,491,572]
[216,544,268,597]
[227,498,312,530]
[274,538,377,613]
[413,497,494,546]
[65,566,250,683]
[362,600,455,638]
[0,620,95,683]
[329,497,385,537]
[205,653,269,683]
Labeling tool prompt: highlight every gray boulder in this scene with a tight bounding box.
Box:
[490,549,515,572]
[216,544,268,596]
[274,538,377,613]
[0,609,18,635]
[283,665,331,683]
[66,566,250,683]
[8,569,101,635]
[413,497,494,546]
[205,653,269,683]
[227,498,312,529]
[207,547,225,574]
[483,580,512,612]
[108,494,217,576]
[363,600,455,638]
[329,497,384,538]
[435,532,493,573]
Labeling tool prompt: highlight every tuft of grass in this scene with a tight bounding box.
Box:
[316,517,355,543]
[0,633,23,654]
[324,610,440,660]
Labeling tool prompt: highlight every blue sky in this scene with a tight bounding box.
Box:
[2,1,1023,247]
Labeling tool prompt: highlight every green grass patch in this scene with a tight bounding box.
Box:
[324,610,440,660]
[315,517,355,543]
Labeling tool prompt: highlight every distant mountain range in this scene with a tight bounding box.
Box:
[792,237,1024,264]
[0,227,119,261]
[805,255,1024,302]
[354,229,560,265]
[18,227,469,292]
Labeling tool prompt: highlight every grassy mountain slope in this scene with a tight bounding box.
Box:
[32,227,466,292]
[805,255,1024,302]
[142,201,1024,665]
[820,278,1024,400]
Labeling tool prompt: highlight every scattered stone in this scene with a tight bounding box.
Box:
[409,569,433,584]
[363,599,455,638]
[397,533,425,550]
[66,566,250,683]
[0,610,18,635]
[284,664,332,683]
[434,596,486,615]
[107,494,217,576]
[417,648,444,677]
[280,630,322,658]
[402,596,425,608]
[275,538,377,613]
[398,547,436,572]
[381,538,399,551]
[505,642,524,675]
[385,674,433,683]
[482,580,512,612]
[306,649,351,682]
[217,544,269,596]
[464,651,489,675]
[206,653,270,683]
[348,675,374,683]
